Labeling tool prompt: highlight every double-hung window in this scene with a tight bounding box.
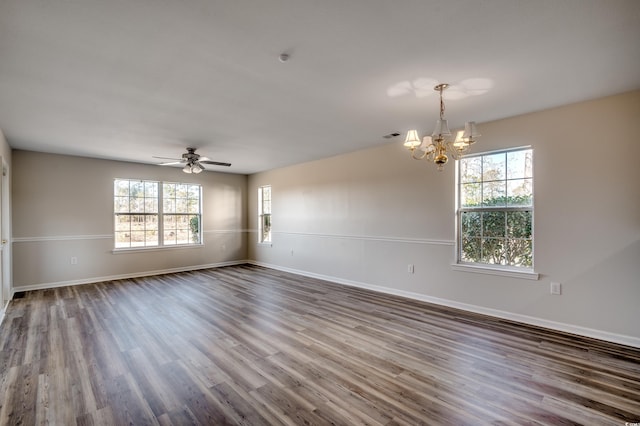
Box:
[162,182,202,245]
[258,185,272,243]
[114,179,201,249]
[457,148,534,270]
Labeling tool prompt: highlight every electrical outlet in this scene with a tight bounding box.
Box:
[70,256,78,265]
[408,264,415,274]
[550,282,562,295]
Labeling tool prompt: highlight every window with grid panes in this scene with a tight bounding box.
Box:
[457,148,533,269]
[114,179,201,249]
[258,185,271,243]
[162,182,202,245]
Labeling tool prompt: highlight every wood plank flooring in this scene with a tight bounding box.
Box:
[0,264,638,425]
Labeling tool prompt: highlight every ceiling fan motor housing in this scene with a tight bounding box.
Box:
[183,148,199,161]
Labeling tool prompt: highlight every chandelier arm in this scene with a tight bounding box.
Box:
[445,142,469,160]
[410,149,429,160]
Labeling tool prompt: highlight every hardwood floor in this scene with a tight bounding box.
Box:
[0,265,638,425]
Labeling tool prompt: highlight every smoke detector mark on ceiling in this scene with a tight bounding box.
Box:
[383,132,401,139]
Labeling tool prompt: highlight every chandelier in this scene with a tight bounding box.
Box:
[403,83,480,171]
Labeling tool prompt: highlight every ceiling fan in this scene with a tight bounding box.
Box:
[154,148,231,174]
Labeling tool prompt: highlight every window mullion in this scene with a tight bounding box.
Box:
[479,210,484,262]
[503,209,508,265]
[158,181,164,246]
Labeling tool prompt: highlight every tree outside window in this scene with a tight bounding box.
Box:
[458,148,533,269]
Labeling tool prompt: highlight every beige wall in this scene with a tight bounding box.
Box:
[248,91,640,345]
[12,151,247,289]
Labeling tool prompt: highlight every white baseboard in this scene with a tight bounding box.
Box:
[249,261,640,349]
[11,260,248,294]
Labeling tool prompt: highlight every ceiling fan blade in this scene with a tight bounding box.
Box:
[152,155,183,161]
[200,160,232,167]
[158,161,184,166]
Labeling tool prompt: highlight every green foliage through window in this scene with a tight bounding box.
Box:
[458,148,533,269]
[189,216,200,243]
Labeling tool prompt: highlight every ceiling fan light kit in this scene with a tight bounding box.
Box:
[183,161,204,174]
[403,83,480,171]
[154,147,231,173]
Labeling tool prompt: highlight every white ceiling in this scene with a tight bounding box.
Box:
[0,0,639,174]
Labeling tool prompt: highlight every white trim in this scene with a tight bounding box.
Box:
[273,231,455,246]
[451,263,539,280]
[461,144,533,159]
[203,229,245,234]
[11,260,247,293]
[112,243,205,254]
[12,229,245,244]
[13,234,112,243]
[249,261,640,349]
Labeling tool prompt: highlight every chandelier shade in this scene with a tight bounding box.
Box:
[431,119,451,138]
[403,130,421,149]
[463,121,480,140]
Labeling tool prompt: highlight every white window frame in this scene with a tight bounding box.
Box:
[258,185,272,243]
[114,179,202,251]
[453,147,539,280]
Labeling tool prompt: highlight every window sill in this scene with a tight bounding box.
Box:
[112,243,204,254]
[257,242,273,247]
[451,263,539,280]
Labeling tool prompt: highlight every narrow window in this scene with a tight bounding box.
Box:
[258,185,272,243]
[457,148,534,269]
